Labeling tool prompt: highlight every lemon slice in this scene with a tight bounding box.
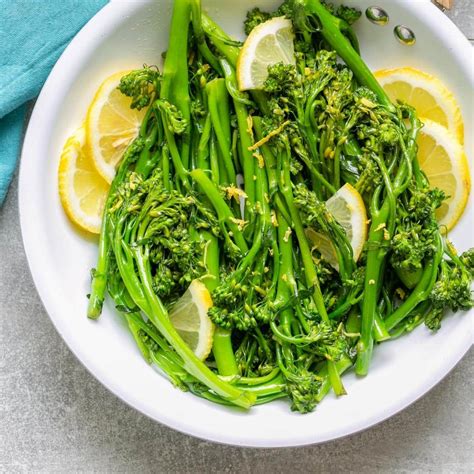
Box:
[416,118,470,231]
[306,184,367,270]
[306,228,341,270]
[237,17,295,91]
[169,280,215,360]
[58,126,110,234]
[86,71,147,183]
[375,67,464,144]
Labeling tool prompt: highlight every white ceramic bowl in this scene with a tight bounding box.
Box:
[19,0,473,447]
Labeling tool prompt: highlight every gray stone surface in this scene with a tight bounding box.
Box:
[1,3,473,473]
[445,0,474,39]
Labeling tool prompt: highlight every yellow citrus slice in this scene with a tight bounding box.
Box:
[86,71,147,183]
[417,118,470,231]
[237,17,295,91]
[58,126,109,234]
[375,67,464,144]
[306,228,340,270]
[169,280,215,360]
[306,184,367,270]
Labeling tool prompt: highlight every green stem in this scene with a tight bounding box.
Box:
[234,98,255,212]
[206,78,236,184]
[87,143,138,319]
[160,0,192,167]
[302,0,393,109]
[316,355,353,402]
[201,12,240,67]
[190,169,248,254]
[373,311,390,342]
[213,328,239,376]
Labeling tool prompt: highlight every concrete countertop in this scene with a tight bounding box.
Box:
[1,1,473,472]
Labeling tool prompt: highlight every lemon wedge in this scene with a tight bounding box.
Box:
[86,71,147,183]
[306,184,367,270]
[169,280,215,360]
[237,17,295,91]
[416,118,470,231]
[58,126,109,234]
[375,67,464,144]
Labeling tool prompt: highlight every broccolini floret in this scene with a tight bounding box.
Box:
[321,1,362,25]
[244,7,271,35]
[118,66,161,110]
[427,254,473,330]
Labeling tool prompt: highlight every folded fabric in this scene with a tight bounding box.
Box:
[0,0,107,204]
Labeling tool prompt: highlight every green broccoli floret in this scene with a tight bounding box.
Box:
[285,367,322,413]
[460,248,474,277]
[118,66,161,110]
[322,1,361,25]
[427,255,473,330]
[391,185,445,273]
[208,279,257,331]
[155,98,188,135]
[244,7,271,35]
[263,63,298,94]
[430,262,473,313]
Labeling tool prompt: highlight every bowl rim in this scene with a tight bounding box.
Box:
[19,0,473,447]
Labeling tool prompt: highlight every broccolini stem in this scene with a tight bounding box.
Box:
[106,269,151,362]
[236,368,281,386]
[274,210,296,309]
[160,0,192,168]
[355,205,387,375]
[220,59,254,107]
[134,123,159,177]
[190,169,248,254]
[389,300,432,339]
[237,376,286,399]
[209,132,220,185]
[300,0,393,109]
[202,221,239,377]
[278,142,328,322]
[190,0,222,74]
[316,355,352,402]
[212,328,239,376]
[373,311,390,342]
[201,13,240,67]
[197,114,212,169]
[87,142,139,319]
[161,144,171,191]
[234,93,256,213]
[356,115,420,375]
[206,79,236,185]
[159,108,190,188]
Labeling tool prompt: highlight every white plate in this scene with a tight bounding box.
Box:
[19,0,473,447]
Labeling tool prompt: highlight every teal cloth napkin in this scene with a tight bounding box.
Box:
[0,0,107,204]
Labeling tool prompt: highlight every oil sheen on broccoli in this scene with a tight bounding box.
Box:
[87,0,473,412]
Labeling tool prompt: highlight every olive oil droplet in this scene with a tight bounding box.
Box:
[365,6,389,26]
[394,25,416,45]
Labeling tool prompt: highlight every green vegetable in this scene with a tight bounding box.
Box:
[244,7,271,35]
[87,0,473,412]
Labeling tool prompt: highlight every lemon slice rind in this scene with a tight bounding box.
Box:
[85,71,146,183]
[237,17,296,91]
[417,118,470,231]
[58,126,109,234]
